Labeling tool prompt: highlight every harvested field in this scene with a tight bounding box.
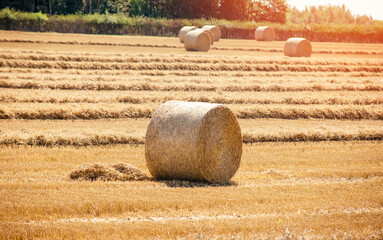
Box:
[0,30,382,239]
[1,143,382,239]
[1,119,382,146]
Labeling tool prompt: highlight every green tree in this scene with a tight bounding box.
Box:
[54,0,82,14]
[192,0,219,19]
[219,0,250,20]
[249,0,287,23]
[289,4,373,24]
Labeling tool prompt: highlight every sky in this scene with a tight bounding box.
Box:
[288,0,383,20]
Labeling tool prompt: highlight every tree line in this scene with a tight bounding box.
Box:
[0,0,375,25]
[289,4,374,25]
[0,0,288,23]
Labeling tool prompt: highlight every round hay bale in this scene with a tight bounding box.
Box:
[179,26,197,43]
[145,101,242,183]
[255,26,275,41]
[184,29,211,52]
[202,25,221,41]
[201,29,214,45]
[284,37,312,57]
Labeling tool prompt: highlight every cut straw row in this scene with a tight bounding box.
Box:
[2,67,381,78]
[1,130,382,146]
[1,60,382,73]
[1,52,382,66]
[1,104,382,120]
[1,91,382,105]
[1,80,381,92]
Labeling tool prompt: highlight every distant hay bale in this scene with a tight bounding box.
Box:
[201,29,214,45]
[202,25,221,41]
[255,26,275,41]
[184,29,211,52]
[179,26,197,43]
[284,37,312,57]
[145,101,242,183]
[69,163,149,181]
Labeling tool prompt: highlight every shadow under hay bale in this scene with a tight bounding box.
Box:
[159,179,237,188]
[69,163,149,181]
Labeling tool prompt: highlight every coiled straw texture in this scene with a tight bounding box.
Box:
[145,101,242,183]
[179,26,197,43]
[284,37,312,57]
[255,26,275,41]
[184,29,211,52]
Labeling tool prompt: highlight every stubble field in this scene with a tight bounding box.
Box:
[0,30,382,239]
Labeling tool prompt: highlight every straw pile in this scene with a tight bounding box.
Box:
[145,101,242,183]
[255,26,275,41]
[284,38,312,57]
[202,25,221,41]
[184,29,211,52]
[179,26,197,43]
[69,163,149,181]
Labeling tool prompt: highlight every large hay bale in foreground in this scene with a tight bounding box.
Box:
[145,101,242,183]
[255,26,275,41]
[179,26,197,43]
[284,37,312,57]
[202,25,221,41]
[184,29,211,52]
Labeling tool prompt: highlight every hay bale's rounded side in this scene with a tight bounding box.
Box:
[201,29,214,45]
[184,29,211,52]
[202,25,221,41]
[145,101,242,183]
[179,26,197,43]
[284,37,312,57]
[255,26,275,41]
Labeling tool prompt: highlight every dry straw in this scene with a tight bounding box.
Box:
[69,163,149,181]
[184,29,211,52]
[201,29,214,45]
[179,26,197,43]
[202,25,221,41]
[284,38,312,57]
[255,26,275,41]
[145,101,242,183]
